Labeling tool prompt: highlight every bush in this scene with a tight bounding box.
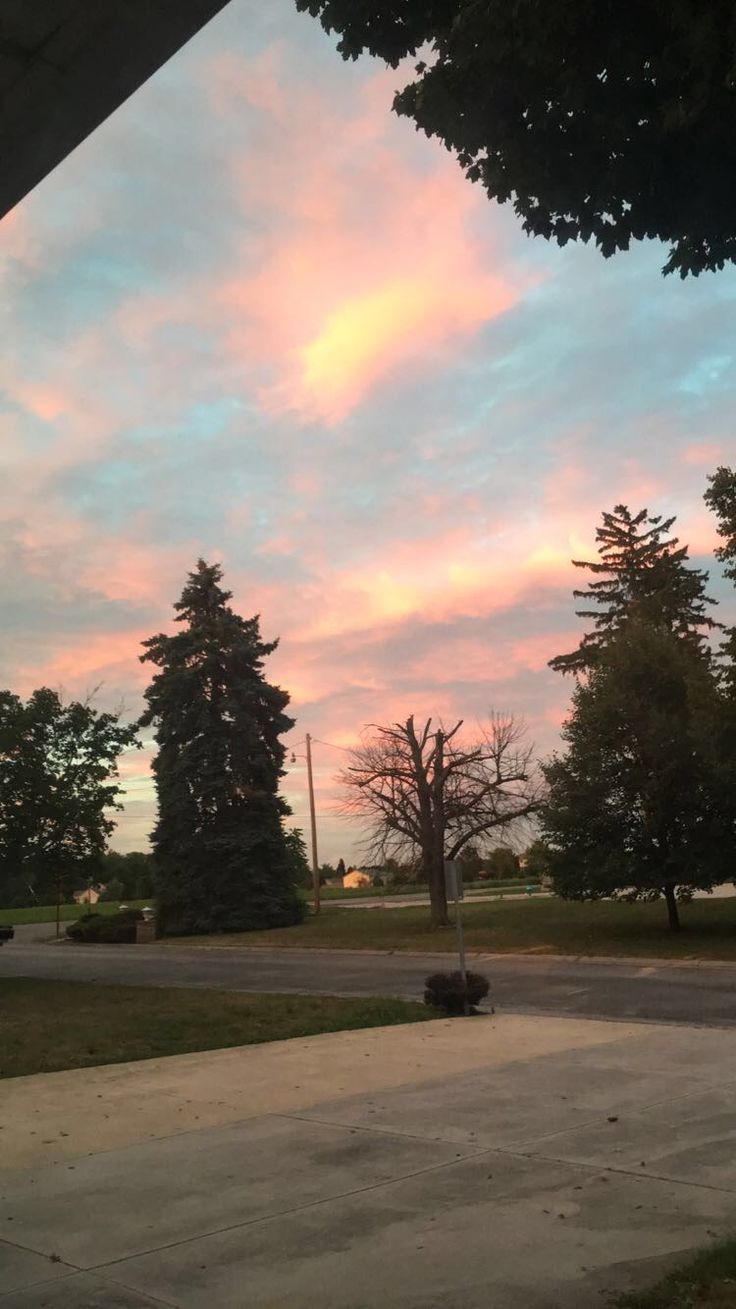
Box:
[424,970,490,1015]
[66,908,143,944]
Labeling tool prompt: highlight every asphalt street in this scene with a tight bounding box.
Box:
[3,937,736,1026]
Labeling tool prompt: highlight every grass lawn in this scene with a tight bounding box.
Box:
[171,893,736,960]
[0,900,148,926]
[614,1238,736,1306]
[316,878,537,901]
[0,978,436,1079]
[0,883,539,923]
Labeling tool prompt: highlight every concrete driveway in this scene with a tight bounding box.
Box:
[2,1013,736,1307]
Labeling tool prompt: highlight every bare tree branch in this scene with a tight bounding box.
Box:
[338,712,543,926]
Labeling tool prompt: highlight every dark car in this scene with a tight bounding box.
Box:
[0,924,15,944]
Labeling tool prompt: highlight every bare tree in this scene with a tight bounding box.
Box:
[339,714,542,927]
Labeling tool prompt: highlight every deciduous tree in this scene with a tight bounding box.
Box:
[0,688,138,907]
[297,0,736,275]
[340,714,540,926]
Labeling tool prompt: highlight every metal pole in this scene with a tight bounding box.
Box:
[455,894,468,1011]
[305,733,320,915]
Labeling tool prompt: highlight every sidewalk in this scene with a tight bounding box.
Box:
[3,1014,736,1306]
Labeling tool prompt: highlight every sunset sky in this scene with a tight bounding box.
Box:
[2,0,735,864]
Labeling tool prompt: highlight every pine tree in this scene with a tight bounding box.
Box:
[140,561,304,935]
[705,466,736,694]
[550,505,718,674]
[542,624,735,931]
[336,857,346,881]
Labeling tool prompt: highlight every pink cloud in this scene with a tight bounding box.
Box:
[15,629,150,700]
[209,51,530,423]
[681,442,726,467]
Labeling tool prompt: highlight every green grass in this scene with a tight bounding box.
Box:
[0,882,538,920]
[0,900,148,926]
[171,893,736,960]
[614,1238,736,1306]
[0,978,437,1079]
[313,877,538,901]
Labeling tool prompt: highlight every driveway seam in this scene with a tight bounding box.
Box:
[270,1109,492,1149]
[90,1145,501,1272]
[496,1146,736,1196]
[271,1075,732,1156]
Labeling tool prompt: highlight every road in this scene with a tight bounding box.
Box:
[3,937,736,1026]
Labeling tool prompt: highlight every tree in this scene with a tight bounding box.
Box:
[99,876,125,903]
[140,561,304,935]
[705,466,736,693]
[340,714,540,926]
[0,688,138,907]
[100,851,157,900]
[284,827,312,888]
[522,838,554,882]
[542,623,735,931]
[550,505,717,675]
[336,856,347,881]
[484,846,520,881]
[298,1,736,277]
[458,842,483,878]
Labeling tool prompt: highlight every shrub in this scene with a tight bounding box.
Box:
[66,908,143,944]
[424,970,490,1015]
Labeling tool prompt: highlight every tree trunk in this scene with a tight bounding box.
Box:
[664,884,680,932]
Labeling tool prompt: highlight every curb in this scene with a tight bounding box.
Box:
[153,943,736,970]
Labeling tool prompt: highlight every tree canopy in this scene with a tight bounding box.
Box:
[298,0,736,275]
[549,504,717,674]
[140,560,303,935]
[99,850,157,901]
[0,688,138,907]
[543,623,735,929]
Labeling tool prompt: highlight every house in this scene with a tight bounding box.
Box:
[73,886,102,906]
[342,869,372,889]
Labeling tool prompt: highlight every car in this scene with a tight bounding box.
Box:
[0,924,15,944]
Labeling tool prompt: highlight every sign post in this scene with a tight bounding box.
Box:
[444,859,468,1014]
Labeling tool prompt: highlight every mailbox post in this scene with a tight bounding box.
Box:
[444,859,468,1013]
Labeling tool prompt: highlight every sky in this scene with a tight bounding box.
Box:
[2,0,735,865]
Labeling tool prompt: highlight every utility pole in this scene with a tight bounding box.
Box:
[305,732,320,915]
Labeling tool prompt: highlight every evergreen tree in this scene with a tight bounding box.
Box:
[550,505,718,674]
[140,561,303,935]
[284,828,311,888]
[542,624,735,931]
[705,466,736,694]
[336,857,346,881]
